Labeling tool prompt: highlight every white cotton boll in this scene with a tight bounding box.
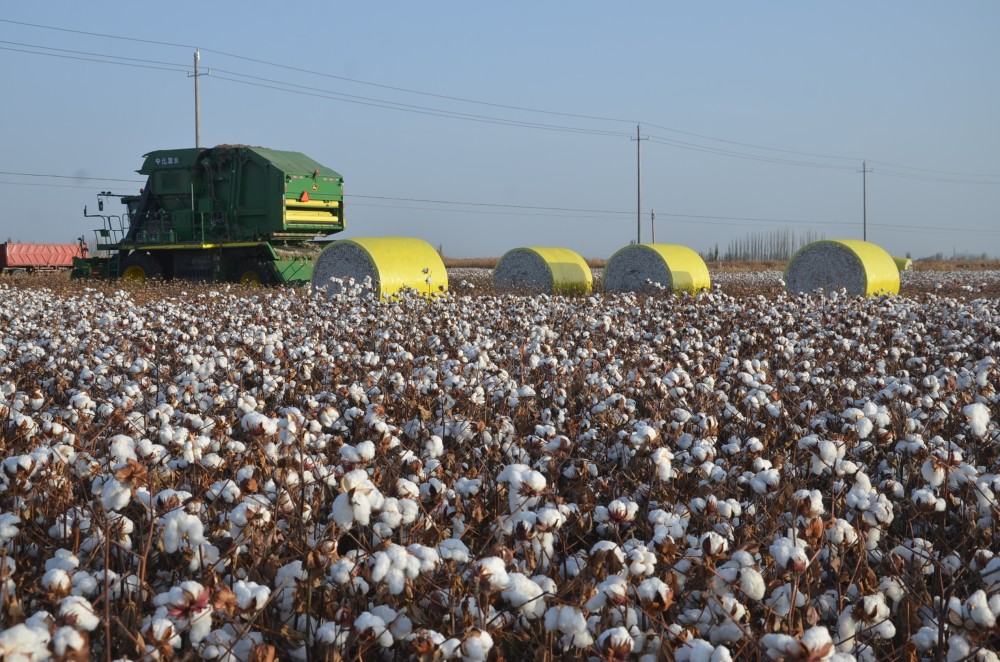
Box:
[627,544,657,576]
[910,626,938,652]
[793,489,825,518]
[207,479,241,504]
[963,403,991,438]
[949,590,997,630]
[750,467,781,494]
[42,568,73,593]
[674,638,730,662]
[46,549,80,572]
[845,472,873,511]
[700,531,729,557]
[597,627,635,657]
[911,488,946,513]
[422,435,444,459]
[544,605,593,648]
[330,492,359,529]
[981,557,1000,591]
[460,629,494,661]
[316,621,348,649]
[107,434,137,464]
[502,573,547,619]
[651,447,674,481]
[586,575,628,610]
[826,517,858,547]
[397,477,420,498]
[370,604,412,641]
[355,612,393,648]
[763,626,833,661]
[860,593,894,639]
[0,512,19,547]
[100,476,132,512]
[59,595,101,631]
[52,625,87,657]
[767,583,807,617]
[0,619,53,660]
[455,476,482,496]
[438,538,471,564]
[761,633,797,660]
[638,577,671,608]
[71,570,98,597]
[160,510,206,553]
[946,633,975,662]
[379,498,404,528]
[232,580,270,611]
[892,538,936,575]
[475,556,510,591]
[407,544,440,573]
[535,506,566,531]
[607,498,639,523]
[738,567,766,601]
[921,459,946,488]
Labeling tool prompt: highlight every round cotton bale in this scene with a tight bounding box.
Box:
[603,244,711,294]
[492,246,593,295]
[311,236,447,298]
[785,239,899,296]
[893,256,913,272]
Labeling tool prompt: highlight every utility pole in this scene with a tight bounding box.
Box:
[650,209,655,243]
[630,124,647,243]
[860,160,872,241]
[189,50,210,148]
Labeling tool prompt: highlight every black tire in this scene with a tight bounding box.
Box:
[120,252,164,282]
[238,262,277,286]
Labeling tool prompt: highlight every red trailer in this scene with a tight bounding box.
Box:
[1,242,86,274]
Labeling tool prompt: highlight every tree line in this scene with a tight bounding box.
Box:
[701,229,827,262]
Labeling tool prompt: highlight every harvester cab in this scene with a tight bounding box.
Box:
[73,192,131,279]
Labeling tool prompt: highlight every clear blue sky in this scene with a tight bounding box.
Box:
[1,2,997,259]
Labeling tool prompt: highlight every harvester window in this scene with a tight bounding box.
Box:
[157,170,189,193]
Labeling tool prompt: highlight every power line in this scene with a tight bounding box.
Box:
[348,194,632,216]
[647,135,857,171]
[0,39,186,68]
[0,44,189,73]
[210,71,630,136]
[5,18,998,179]
[872,168,1000,185]
[0,170,144,183]
[0,167,994,235]
[0,180,103,190]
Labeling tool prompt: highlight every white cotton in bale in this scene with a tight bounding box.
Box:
[893,256,913,272]
[603,244,711,293]
[785,240,899,296]
[311,237,447,298]
[492,247,592,295]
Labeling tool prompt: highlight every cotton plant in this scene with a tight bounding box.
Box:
[2,268,1000,658]
[836,592,896,658]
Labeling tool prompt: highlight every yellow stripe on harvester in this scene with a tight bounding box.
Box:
[285,199,341,223]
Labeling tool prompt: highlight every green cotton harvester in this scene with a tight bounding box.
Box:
[73,145,344,284]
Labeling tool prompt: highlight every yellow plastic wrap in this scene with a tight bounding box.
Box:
[604,243,711,293]
[893,256,913,272]
[493,246,593,295]
[312,236,447,298]
[785,239,900,296]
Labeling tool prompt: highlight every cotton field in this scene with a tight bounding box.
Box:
[0,273,998,661]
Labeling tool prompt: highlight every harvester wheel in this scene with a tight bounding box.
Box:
[239,263,276,286]
[120,253,164,282]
